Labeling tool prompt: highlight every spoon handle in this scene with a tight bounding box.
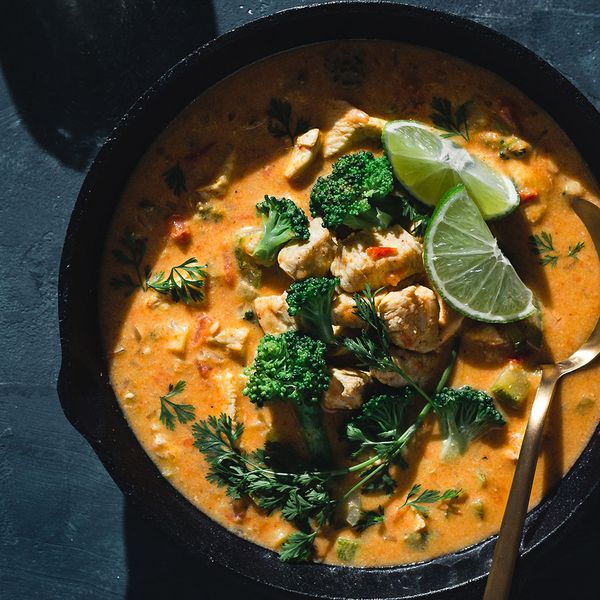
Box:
[483,364,561,600]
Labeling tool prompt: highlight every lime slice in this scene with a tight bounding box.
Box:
[424,184,535,323]
[382,120,519,220]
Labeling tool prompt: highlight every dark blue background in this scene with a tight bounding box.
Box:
[0,1,598,598]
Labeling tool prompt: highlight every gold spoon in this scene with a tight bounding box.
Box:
[483,197,600,600]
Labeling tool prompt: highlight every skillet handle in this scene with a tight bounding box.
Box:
[483,364,560,600]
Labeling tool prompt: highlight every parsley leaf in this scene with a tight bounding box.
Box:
[109,233,149,294]
[568,241,585,259]
[402,484,461,517]
[267,98,309,145]
[147,258,207,303]
[431,97,470,141]
[528,232,559,267]
[163,162,187,196]
[360,468,397,494]
[159,381,195,430]
[353,505,385,532]
[529,232,585,267]
[279,530,318,563]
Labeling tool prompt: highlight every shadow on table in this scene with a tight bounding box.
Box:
[0,0,217,171]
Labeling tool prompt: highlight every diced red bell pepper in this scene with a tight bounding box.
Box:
[169,214,191,245]
[366,246,398,260]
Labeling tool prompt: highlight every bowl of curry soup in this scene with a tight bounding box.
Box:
[58,3,600,598]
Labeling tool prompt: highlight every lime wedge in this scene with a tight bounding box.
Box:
[382,120,519,220]
[424,184,535,323]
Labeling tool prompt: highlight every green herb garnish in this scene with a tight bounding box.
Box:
[340,285,432,404]
[109,233,149,294]
[353,505,385,532]
[528,231,559,267]
[430,97,470,141]
[146,258,207,303]
[402,484,461,517]
[568,241,585,259]
[193,343,459,563]
[267,98,309,145]
[162,162,187,196]
[529,232,584,267]
[159,381,195,430]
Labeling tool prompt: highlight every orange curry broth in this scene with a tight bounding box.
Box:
[100,41,600,567]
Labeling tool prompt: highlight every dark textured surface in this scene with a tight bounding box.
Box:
[0,1,599,599]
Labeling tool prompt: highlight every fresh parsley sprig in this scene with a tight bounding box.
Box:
[431,97,470,141]
[109,233,149,294]
[279,530,319,563]
[192,414,335,562]
[146,257,208,303]
[401,484,461,517]
[341,286,433,404]
[529,231,584,267]
[110,234,208,302]
[163,162,187,196]
[267,98,310,145]
[353,505,385,532]
[398,197,431,237]
[192,343,459,562]
[528,231,558,267]
[568,241,585,259]
[159,381,195,430]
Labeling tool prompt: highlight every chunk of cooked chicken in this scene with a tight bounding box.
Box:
[437,293,464,344]
[323,101,387,158]
[196,151,236,202]
[332,292,364,328]
[371,346,448,388]
[253,293,297,335]
[210,327,249,354]
[377,286,464,353]
[378,286,440,352]
[331,225,423,292]
[284,128,321,180]
[323,367,370,410]
[277,217,337,280]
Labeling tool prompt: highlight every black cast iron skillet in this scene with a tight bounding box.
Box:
[57,3,600,598]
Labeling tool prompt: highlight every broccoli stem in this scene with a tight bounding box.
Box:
[252,228,294,265]
[293,401,332,466]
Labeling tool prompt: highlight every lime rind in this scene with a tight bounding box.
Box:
[424,184,535,324]
[382,120,520,220]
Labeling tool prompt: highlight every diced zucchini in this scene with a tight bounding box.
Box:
[491,362,530,409]
[234,243,262,288]
[472,499,485,520]
[575,396,595,414]
[475,469,487,488]
[405,531,428,550]
[336,538,359,562]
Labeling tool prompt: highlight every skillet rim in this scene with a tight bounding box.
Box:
[57,2,600,598]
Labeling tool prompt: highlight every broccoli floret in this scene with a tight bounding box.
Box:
[243,331,331,464]
[431,386,506,459]
[309,151,394,230]
[251,195,309,265]
[286,277,340,344]
[346,391,412,461]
